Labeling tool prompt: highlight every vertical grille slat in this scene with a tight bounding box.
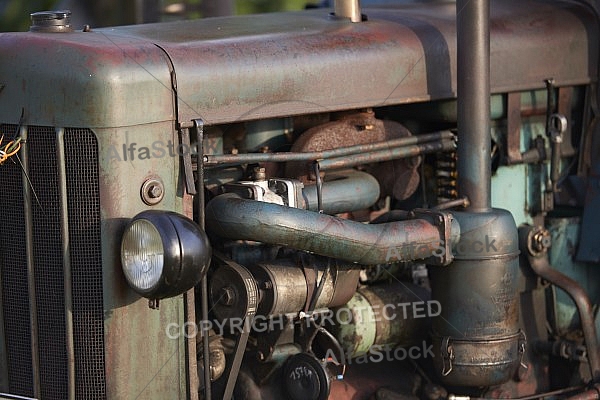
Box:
[0,125,106,399]
[65,128,106,399]
[29,126,69,399]
[0,123,34,397]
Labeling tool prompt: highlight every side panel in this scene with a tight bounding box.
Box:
[97,122,188,400]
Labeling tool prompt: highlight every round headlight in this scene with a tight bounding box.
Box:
[121,210,211,299]
[121,219,165,291]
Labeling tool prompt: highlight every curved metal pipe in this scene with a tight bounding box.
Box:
[205,193,457,265]
[301,170,380,214]
[527,253,600,382]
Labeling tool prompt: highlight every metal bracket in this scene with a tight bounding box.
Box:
[441,336,454,376]
[179,126,196,195]
[506,91,523,164]
[518,330,528,369]
[410,208,456,266]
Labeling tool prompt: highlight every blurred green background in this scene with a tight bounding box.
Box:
[0,0,320,32]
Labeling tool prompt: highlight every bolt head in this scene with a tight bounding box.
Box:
[220,287,235,306]
[148,185,163,198]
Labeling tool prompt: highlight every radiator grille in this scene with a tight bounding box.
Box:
[29,126,69,399]
[0,125,106,399]
[0,124,34,397]
[65,128,106,398]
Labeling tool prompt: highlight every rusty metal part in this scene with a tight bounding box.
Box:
[329,359,422,400]
[548,114,567,194]
[287,112,423,201]
[204,130,453,165]
[317,139,454,171]
[1,2,597,128]
[250,257,359,317]
[205,193,459,266]
[429,0,525,388]
[197,332,226,384]
[86,2,599,126]
[332,282,431,359]
[140,177,164,205]
[430,209,522,387]
[432,197,469,210]
[435,151,458,203]
[535,340,590,363]
[557,86,577,157]
[565,384,600,400]
[180,127,197,195]
[507,91,524,164]
[448,385,590,400]
[410,208,458,266]
[457,0,491,212]
[520,226,600,382]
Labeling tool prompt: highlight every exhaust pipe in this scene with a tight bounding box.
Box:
[428,0,523,388]
[205,193,459,266]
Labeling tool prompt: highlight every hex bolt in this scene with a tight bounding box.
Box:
[253,167,266,181]
[220,287,235,306]
[148,184,163,199]
[531,229,551,253]
[141,177,165,205]
[259,281,273,290]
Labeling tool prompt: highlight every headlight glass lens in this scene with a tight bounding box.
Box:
[121,219,164,291]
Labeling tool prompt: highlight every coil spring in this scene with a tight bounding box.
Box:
[436,151,458,203]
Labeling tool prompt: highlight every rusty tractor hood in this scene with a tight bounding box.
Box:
[0,0,597,128]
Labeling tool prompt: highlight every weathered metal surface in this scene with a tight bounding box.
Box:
[546,218,600,339]
[204,131,453,165]
[130,0,597,124]
[249,258,359,317]
[1,1,595,128]
[96,123,188,399]
[286,112,422,201]
[430,209,522,387]
[521,224,600,382]
[333,282,431,359]
[0,32,173,128]
[565,383,600,400]
[205,193,458,265]
[317,139,453,172]
[456,0,490,211]
[302,170,381,214]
